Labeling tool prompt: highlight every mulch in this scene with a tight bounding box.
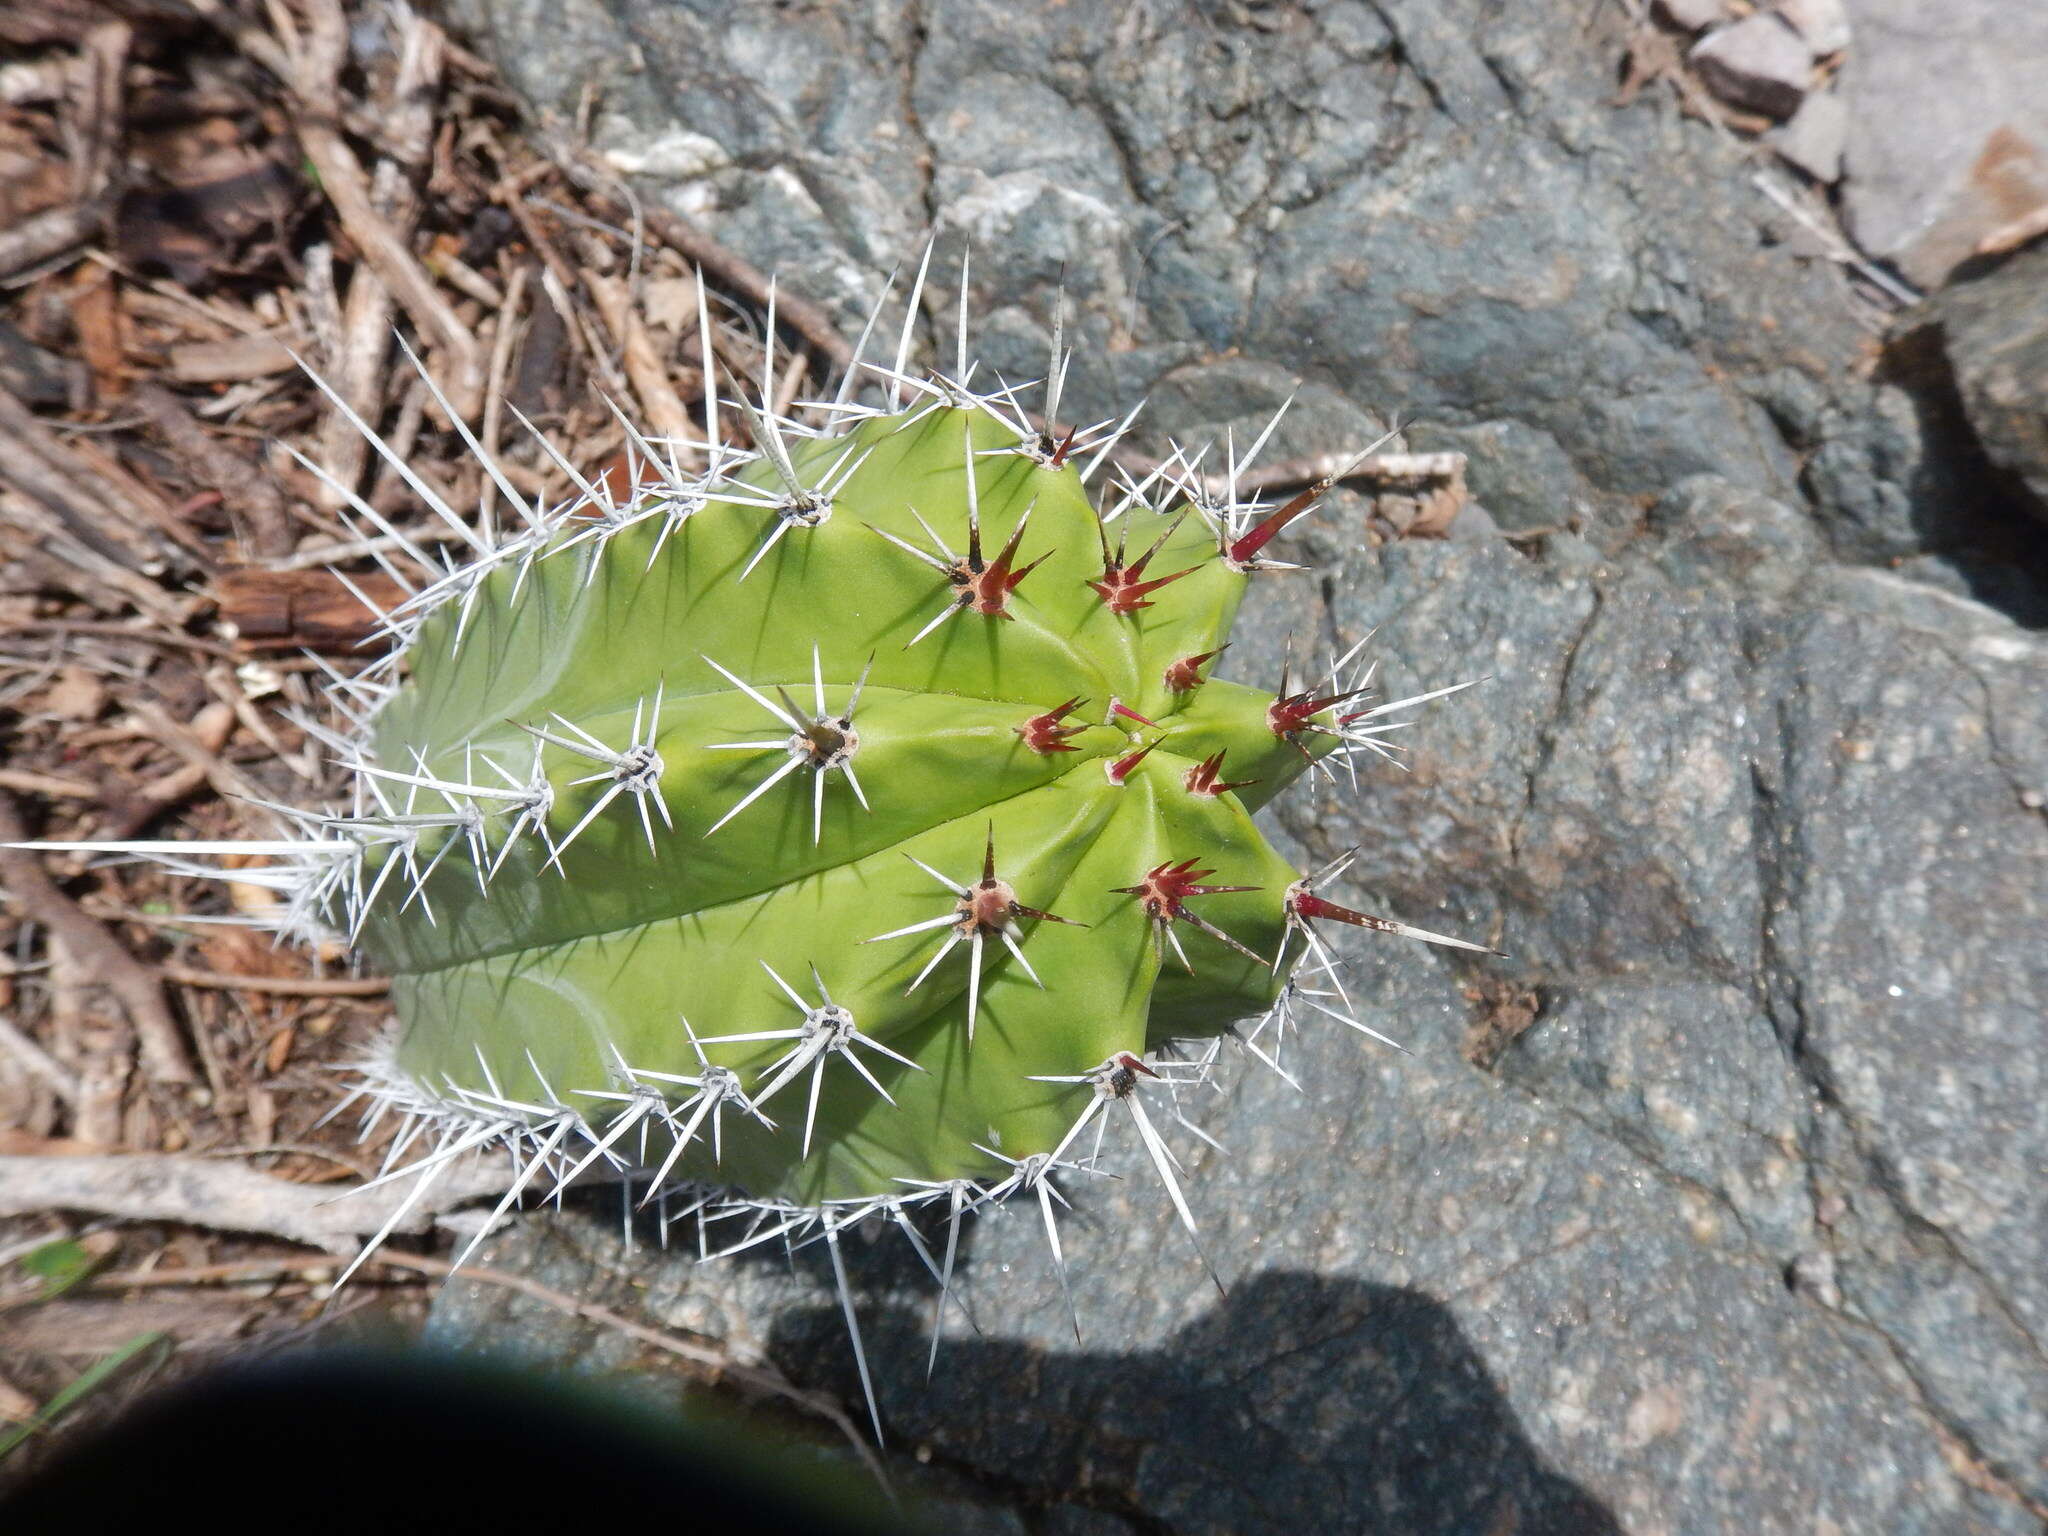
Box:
[0,0,842,1476]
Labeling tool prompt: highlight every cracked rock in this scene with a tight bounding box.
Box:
[440,0,2048,1528]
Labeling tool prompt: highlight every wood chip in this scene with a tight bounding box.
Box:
[166,333,297,383]
[212,566,407,650]
[40,665,107,722]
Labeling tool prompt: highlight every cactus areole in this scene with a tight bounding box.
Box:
[27,267,1488,1427]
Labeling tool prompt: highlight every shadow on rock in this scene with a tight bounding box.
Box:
[766,1268,1622,1535]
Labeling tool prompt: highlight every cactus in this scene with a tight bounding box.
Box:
[25,256,1486,1436]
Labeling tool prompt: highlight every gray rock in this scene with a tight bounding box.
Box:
[1690,15,1813,121]
[1772,88,1849,184]
[454,0,1870,519]
[1839,0,2048,287]
[1649,472,1826,598]
[1404,419,1593,535]
[432,0,2048,1528]
[913,1498,1029,1536]
[1774,0,1851,58]
[434,515,2048,1527]
[1797,363,2048,614]
[1934,241,2048,521]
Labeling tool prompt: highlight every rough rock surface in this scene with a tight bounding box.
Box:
[435,0,2048,1529]
[1775,0,1852,58]
[1772,88,1849,184]
[1838,0,2048,287]
[1934,240,2048,521]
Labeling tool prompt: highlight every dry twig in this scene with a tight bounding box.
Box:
[0,1014,82,1107]
[129,384,295,560]
[0,203,109,283]
[0,619,238,661]
[565,165,856,375]
[280,0,482,419]
[583,270,700,447]
[97,700,239,841]
[159,965,389,998]
[0,1151,504,1254]
[0,768,97,801]
[0,22,128,279]
[0,387,197,580]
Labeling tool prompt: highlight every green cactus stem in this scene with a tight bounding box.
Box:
[15,256,1490,1442]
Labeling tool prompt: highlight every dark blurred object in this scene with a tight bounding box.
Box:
[113,150,299,289]
[0,321,82,407]
[0,1347,909,1536]
[456,205,518,269]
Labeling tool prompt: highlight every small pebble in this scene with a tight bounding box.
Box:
[1691,13,1814,120]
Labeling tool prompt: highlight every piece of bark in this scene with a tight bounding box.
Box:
[213,566,407,650]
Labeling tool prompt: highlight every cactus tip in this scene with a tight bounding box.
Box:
[1016,697,1089,755]
[1163,645,1227,694]
[1111,858,1264,969]
[1104,736,1163,786]
[1182,749,1259,799]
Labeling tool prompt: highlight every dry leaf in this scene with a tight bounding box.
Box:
[41,665,106,722]
[640,273,703,333]
[0,1371,38,1424]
